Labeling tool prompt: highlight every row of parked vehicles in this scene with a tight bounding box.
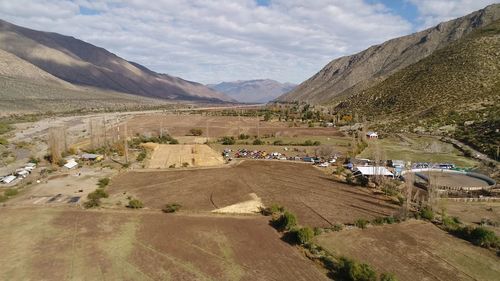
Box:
[222,148,337,167]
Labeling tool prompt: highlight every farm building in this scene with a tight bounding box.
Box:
[81,153,103,161]
[64,159,78,169]
[366,131,378,139]
[1,175,16,184]
[353,166,394,178]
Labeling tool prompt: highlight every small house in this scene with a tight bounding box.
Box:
[81,153,103,161]
[64,159,78,169]
[366,131,378,139]
[1,175,16,184]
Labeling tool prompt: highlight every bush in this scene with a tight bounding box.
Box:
[296,227,315,245]
[189,128,203,136]
[162,203,181,213]
[136,150,147,161]
[420,207,434,221]
[261,204,284,216]
[332,223,344,232]
[442,216,461,230]
[346,173,354,185]
[336,257,377,281]
[170,138,179,144]
[357,176,369,187]
[0,137,8,145]
[380,272,398,281]
[169,164,176,168]
[253,139,264,145]
[0,195,8,202]
[273,140,284,145]
[355,219,369,229]
[182,162,189,167]
[87,188,108,200]
[238,134,250,140]
[97,178,110,188]
[4,188,18,197]
[272,211,297,231]
[221,136,235,145]
[451,226,499,248]
[127,199,144,209]
[84,198,100,208]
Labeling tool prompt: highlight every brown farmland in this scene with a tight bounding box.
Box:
[108,160,398,227]
[0,208,329,281]
[126,114,343,138]
[315,220,500,281]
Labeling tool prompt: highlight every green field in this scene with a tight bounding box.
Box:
[358,135,479,167]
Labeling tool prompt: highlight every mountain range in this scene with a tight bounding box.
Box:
[208,79,296,103]
[276,4,500,105]
[0,19,234,106]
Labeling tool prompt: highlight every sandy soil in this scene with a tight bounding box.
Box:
[425,172,491,187]
[144,143,224,168]
[108,160,398,227]
[212,193,264,214]
[316,220,500,281]
[0,208,329,281]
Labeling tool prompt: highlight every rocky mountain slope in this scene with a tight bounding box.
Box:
[208,79,296,103]
[335,19,500,159]
[0,19,233,103]
[0,47,175,114]
[277,4,500,104]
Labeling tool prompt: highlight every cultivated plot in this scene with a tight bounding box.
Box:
[108,160,398,227]
[315,220,500,281]
[0,208,328,281]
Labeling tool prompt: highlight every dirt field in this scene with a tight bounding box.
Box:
[438,199,500,235]
[108,160,398,227]
[144,143,224,168]
[315,220,500,281]
[0,208,328,281]
[126,114,343,138]
[5,167,116,206]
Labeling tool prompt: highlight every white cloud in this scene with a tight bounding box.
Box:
[0,0,416,84]
[409,0,499,28]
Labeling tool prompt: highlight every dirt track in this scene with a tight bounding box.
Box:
[108,160,398,226]
[0,208,328,281]
[144,143,224,168]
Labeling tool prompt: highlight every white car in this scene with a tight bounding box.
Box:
[318,162,330,167]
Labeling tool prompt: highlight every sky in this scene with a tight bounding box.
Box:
[0,0,498,84]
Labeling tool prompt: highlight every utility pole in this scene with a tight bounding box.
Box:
[123,123,129,164]
[257,116,260,139]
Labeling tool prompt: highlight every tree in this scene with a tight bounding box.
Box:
[264,111,272,121]
[315,145,334,159]
[380,272,398,281]
[162,203,182,213]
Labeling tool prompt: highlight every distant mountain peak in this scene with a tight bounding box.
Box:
[208,79,296,103]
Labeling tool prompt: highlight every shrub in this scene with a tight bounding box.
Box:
[170,138,179,144]
[253,139,264,145]
[97,178,110,188]
[346,173,354,185]
[420,207,434,221]
[380,272,398,281]
[169,164,176,168]
[272,211,297,231]
[273,140,284,145]
[0,137,8,145]
[238,134,250,140]
[221,136,235,145]
[334,166,345,175]
[442,216,461,230]
[357,176,369,187]
[336,257,377,281]
[296,227,315,245]
[372,217,385,225]
[182,162,189,167]
[189,128,203,136]
[84,198,100,208]
[355,219,369,229]
[4,188,18,197]
[162,203,182,213]
[136,150,147,161]
[304,140,314,146]
[0,195,8,203]
[87,188,108,200]
[332,223,344,232]
[451,226,499,248]
[127,199,144,209]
